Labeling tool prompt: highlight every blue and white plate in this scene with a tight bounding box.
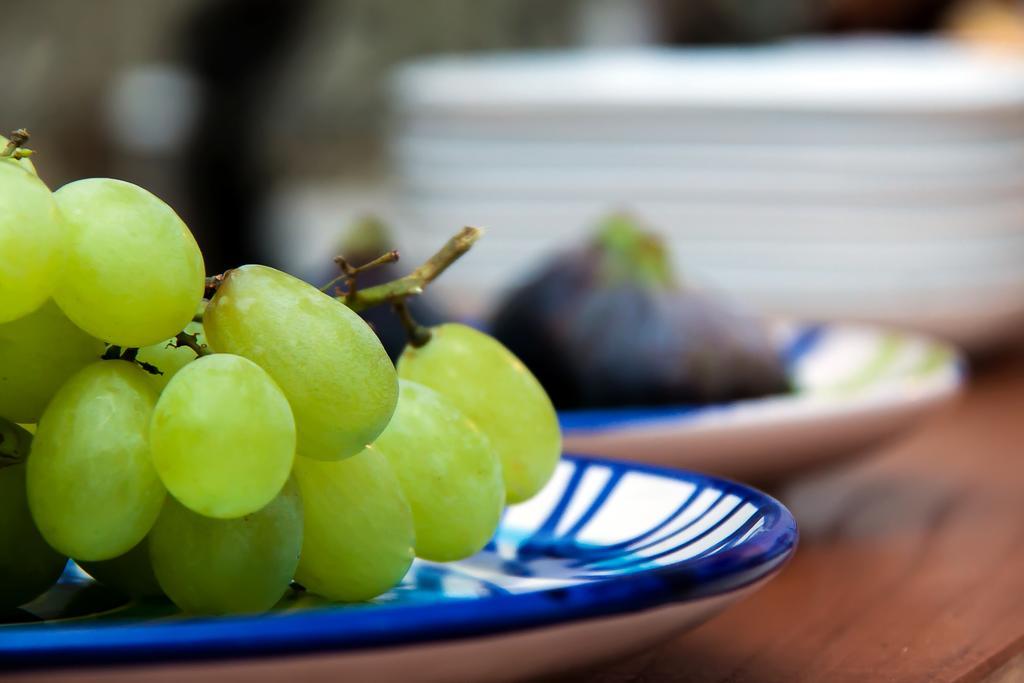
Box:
[561,321,963,482]
[1,455,796,683]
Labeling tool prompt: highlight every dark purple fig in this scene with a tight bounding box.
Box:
[490,215,789,409]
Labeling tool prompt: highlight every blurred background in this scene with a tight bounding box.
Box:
[5,0,1024,352]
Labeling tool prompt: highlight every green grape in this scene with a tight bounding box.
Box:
[15,156,36,175]
[150,353,295,519]
[77,537,163,599]
[374,380,504,561]
[204,264,397,461]
[135,321,205,392]
[27,361,165,561]
[53,178,205,347]
[0,300,105,423]
[149,477,303,615]
[0,162,67,324]
[294,446,414,602]
[398,323,561,504]
[0,421,67,609]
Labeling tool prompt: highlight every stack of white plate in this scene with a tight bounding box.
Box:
[390,39,1024,350]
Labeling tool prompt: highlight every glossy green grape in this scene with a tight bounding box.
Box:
[0,300,105,424]
[135,321,205,393]
[0,421,67,609]
[398,323,561,504]
[27,361,165,561]
[294,446,414,602]
[374,380,504,561]
[0,162,67,324]
[149,478,303,615]
[77,537,163,599]
[150,353,295,519]
[204,264,397,461]
[53,178,205,347]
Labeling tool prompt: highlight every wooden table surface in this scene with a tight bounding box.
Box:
[562,351,1024,683]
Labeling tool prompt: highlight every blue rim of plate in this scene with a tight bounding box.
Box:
[0,454,798,670]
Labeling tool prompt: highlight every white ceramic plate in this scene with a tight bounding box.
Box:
[397,163,1024,203]
[398,112,1024,147]
[560,321,963,482]
[393,41,1024,114]
[393,137,1024,177]
[438,233,1024,276]
[398,194,1024,240]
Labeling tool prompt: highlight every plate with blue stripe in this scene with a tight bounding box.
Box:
[1,454,796,683]
[561,320,963,482]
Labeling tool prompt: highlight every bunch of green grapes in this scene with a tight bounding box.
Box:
[0,131,560,615]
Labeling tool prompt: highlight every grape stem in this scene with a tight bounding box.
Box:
[205,274,226,296]
[393,300,432,347]
[120,348,163,376]
[174,330,211,357]
[321,249,400,296]
[190,227,482,324]
[340,226,483,312]
[1,128,33,159]
[102,345,165,375]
